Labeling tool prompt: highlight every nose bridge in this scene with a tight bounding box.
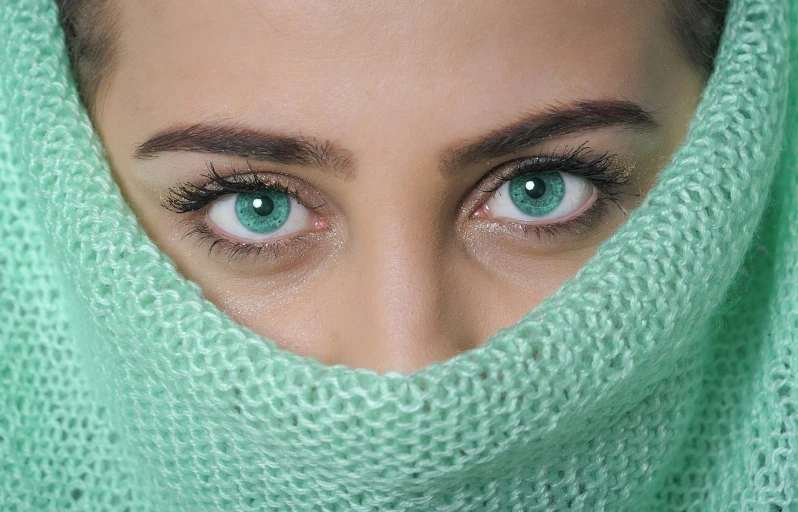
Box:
[336,204,472,373]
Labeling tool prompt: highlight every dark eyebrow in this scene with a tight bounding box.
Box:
[135,100,656,176]
[439,99,659,173]
[134,123,353,172]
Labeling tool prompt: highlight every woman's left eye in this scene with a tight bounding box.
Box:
[206,190,317,242]
[477,171,597,223]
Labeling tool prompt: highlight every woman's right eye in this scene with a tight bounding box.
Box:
[206,190,319,242]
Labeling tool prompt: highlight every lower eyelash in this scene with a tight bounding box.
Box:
[172,146,633,261]
[503,188,629,241]
[165,163,328,264]
[163,162,324,214]
[477,144,630,197]
[472,144,638,241]
[180,220,311,264]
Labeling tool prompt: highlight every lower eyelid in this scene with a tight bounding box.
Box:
[167,170,336,264]
[474,193,618,247]
[184,219,329,266]
[177,158,621,262]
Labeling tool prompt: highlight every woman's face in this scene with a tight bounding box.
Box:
[96,0,703,373]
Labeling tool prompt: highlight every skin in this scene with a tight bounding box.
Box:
[95,0,704,374]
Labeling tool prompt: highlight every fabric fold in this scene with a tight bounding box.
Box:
[1,0,796,509]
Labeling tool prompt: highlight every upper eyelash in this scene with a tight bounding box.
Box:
[162,161,325,214]
[470,143,638,240]
[477,142,631,196]
[164,144,635,261]
[165,143,626,215]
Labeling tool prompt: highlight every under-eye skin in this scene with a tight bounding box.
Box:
[162,144,633,263]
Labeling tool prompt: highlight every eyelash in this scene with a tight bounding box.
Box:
[163,144,633,262]
[164,162,326,213]
[164,163,326,262]
[471,143,632,240]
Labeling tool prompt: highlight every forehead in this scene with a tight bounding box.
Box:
[103,1,678,147]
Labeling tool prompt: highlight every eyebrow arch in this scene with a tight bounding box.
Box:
[439,99,659,173]
[134,99,656,176]
[134,123,353,172]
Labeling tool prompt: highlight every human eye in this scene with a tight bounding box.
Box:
[162,163,328,261]
[471,145,633,240]
[482,170,595,223]
[207,191,312,241]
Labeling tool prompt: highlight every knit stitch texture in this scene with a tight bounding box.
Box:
[1,0,797,510]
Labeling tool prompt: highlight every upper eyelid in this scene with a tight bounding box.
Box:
[166,148,631,262]
[162,163,325,213]
[164,146,626,219]
[475,147,624,195]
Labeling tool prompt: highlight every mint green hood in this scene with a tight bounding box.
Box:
[1,0,796,510]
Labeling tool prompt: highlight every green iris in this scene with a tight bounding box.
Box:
[234,190,291,233]
[508,171,565,216]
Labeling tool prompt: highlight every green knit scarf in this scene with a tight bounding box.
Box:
[1,0,796,510]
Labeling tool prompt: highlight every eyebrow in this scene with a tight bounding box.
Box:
[439,99,659,173]
[133,99,658,174]
[134,123,354,172]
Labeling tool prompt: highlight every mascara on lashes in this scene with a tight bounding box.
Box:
[161,145,634,261]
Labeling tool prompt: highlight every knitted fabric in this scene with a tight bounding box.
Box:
[1,0,796,510]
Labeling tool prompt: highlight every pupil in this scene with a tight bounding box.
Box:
[524,177,546,199]
[252,195,274,216]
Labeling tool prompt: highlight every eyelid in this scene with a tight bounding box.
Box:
[475,146,624,196]
[182,220,326,265]
[164,164,335,265]
[457,144,635,249]
[162,162,328,215]
[166,147,631,263]
[460,145,625,219]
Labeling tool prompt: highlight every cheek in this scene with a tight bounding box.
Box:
[463,246,598,329]
[203,272,343,364]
